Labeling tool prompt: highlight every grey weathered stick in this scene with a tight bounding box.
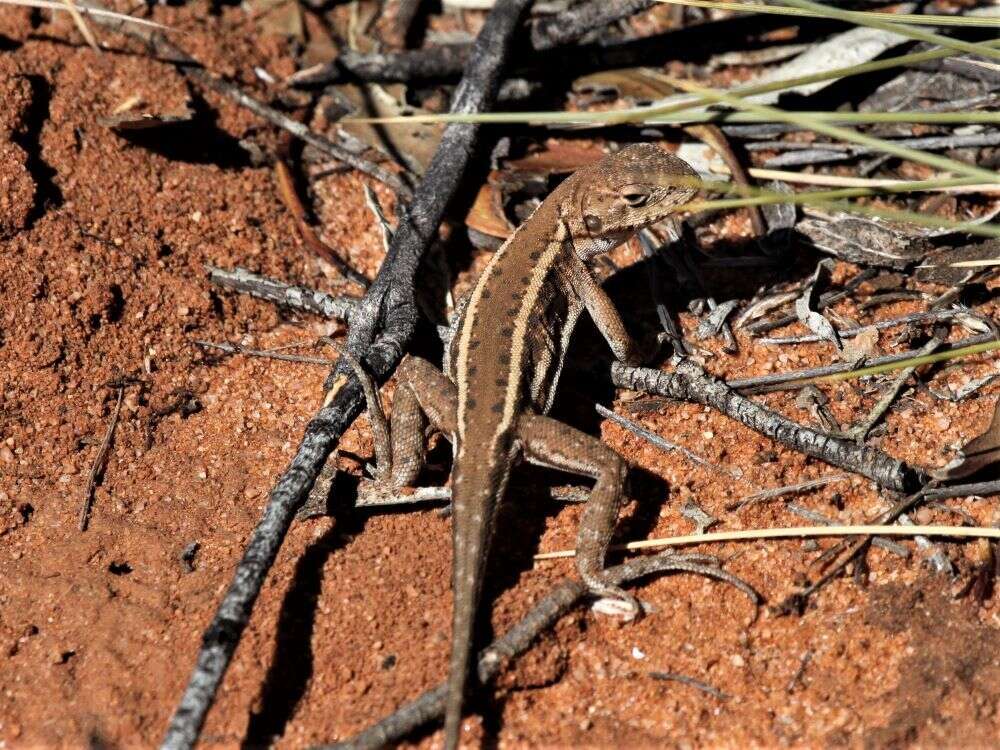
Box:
[290,0,657,87]
[743,268,877,336]
[785,503,909,557]
[289,10,790,86]
[323,553,758,750]
[612,359,925,493]
[844,336,942,442]
[923,479,1000,500]
[160,2,533,748]
[207,266,359,320]
[648,671,730,701]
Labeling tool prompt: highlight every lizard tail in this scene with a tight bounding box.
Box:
[443,592,474,750]
[443,461,505,750]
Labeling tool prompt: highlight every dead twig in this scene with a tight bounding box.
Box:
[79,386,125,531]
[529,0,656,49]
[775,484,934,614]
[760,309,973,346]
[160,2,534,747]
[206,266,359,320]
[924,479,1000,500]
[194,340,335,367]
[743,268,877,336]
[274,160,372,288]
[785,503,910,557]
[728,475,849,512]
[842,335,942,442]
[649,671,731,701]
[85,6,411,199]
[611,359,925,493]
[323,553,759,749]
[597,403,744,481]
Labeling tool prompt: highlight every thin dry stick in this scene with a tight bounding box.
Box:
[761,309,969,345]
[84,4,411,198]
[844,336,942,442]
[785,503,909,557]
[194,340,336,366]
[727,475,849,511]
[596,403,742,480]
[60,0,100,51]
[79,386,124,531]
[274,160,371,288]
[649,671,730,700]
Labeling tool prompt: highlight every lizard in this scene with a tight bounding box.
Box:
[354,143,699,749]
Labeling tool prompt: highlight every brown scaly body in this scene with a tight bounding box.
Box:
[361,144,698,748]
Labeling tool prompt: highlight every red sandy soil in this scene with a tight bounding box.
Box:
[2,4,1000,749]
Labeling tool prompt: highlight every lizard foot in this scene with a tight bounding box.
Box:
[584,578,643,622]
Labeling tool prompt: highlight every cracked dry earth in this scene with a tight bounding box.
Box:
[3,4,1000,749]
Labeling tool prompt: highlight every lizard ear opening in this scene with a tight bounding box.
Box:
[584,214,602,233]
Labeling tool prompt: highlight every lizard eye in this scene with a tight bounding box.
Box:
[623,191,650,208]
[584,214,603,233]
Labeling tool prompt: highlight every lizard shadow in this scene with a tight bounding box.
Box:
[241,511,366,749]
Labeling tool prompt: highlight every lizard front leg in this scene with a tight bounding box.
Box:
[517,413,640,616]
[568,256,651,367]
[350,353,457,491]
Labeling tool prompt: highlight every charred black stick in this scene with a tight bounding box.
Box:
[529,0,656,49]
[207,266,359,321]
[612,360,926,493]
[160,1,534,748]
[324,553,758,750]
[289,13,803,87]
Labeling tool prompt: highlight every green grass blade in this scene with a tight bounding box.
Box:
[667,76,1000,183]
[815,341,1000,384]
[655,0,1000,27]
[774,0,1000,63]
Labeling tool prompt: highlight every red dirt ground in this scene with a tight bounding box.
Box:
[2,4,1000,749]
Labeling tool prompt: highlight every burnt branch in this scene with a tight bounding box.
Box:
[289,12,794,87]
[612,360,926,493]
[159,1,534,747]
[529,0,656,50]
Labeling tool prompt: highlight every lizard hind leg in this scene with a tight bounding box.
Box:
[517,413,642,619]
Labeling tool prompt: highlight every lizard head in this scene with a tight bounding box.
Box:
[563,143,700,256]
